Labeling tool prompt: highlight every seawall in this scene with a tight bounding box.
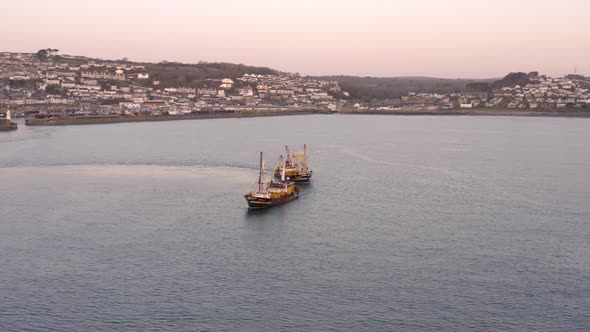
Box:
[25,110,331,126]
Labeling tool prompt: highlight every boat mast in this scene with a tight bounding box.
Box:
[258,152,265,192]
[272,155,284,182]
[285,145,291,165]
[281,157,286,182]
[303,144,308,173]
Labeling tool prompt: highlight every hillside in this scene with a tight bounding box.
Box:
[52,54,280,88]
[490,72,538,89]
[24,51,540,101]
[312,76,497,100]
[146,62,280,88]
[52,52,496,98]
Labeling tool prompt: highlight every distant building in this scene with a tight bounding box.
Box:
[81,71,125,80]
[220,78,234,89]
[197,88,217,95]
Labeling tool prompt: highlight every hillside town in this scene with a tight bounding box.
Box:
[1,51,589,121]
[0,51,342,118]
[356,73,590,112]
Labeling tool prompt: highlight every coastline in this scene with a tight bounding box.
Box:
[343,109,590,118]
[25,110,331,126]
[23,108,590,127]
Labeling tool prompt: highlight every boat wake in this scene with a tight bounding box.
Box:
[0,163,257,182]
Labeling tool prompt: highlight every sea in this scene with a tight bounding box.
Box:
[1,114,589,331]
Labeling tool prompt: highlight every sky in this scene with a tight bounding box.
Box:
[2,0,589,78]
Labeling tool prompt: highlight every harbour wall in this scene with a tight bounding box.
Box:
[25,110,331,126]
[23,109,590,127]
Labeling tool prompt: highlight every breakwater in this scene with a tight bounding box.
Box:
[25,110,331,126]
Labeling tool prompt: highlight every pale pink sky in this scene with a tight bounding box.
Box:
[3,0,589,78]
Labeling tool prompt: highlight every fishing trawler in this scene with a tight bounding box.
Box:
[0,110,17,131]
[282,144,313,182]
[244,152,300,209]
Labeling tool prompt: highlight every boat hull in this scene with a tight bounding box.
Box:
[244,189,300,209]
[291,173,312,182]
[0,120,17,131]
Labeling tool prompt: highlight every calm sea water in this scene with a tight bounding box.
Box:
[1,115,589,331]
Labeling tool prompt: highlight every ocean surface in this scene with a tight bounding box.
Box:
[1,114,589,331]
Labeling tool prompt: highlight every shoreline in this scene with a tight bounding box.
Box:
[25,110,331,126]
[343,110,590,118]
[22,109,590,127]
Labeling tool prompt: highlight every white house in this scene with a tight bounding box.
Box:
[220,78,234,89]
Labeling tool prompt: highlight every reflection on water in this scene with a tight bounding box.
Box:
[245,205,290,222]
